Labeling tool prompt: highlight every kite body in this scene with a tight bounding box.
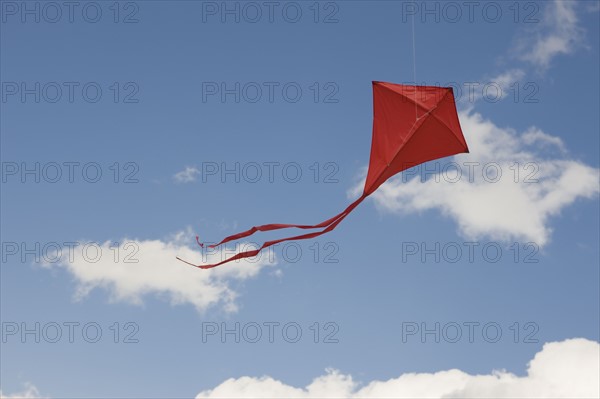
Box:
[177,82,469,269]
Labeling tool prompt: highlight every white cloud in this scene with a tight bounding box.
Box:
[466,1,586,108]
[517,0,584,69]
[521,127,566,153]
[464,69,526,104]
[0,384,43,399]
[174,166,200,183]
[195,338,600,398]
[490,69,525,90]
[486,69,526,100]
[41,230,276,313]
[196,369,356,399]
[380,1,595,247]
[351,109,599,246]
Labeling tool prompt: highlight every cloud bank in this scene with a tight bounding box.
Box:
[351,109,599,246]
[41,231,276,313]
[196,338,600,398]
[516,1,585,70]
[0,384,42,399]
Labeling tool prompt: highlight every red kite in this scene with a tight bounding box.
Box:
[177,82,469,269]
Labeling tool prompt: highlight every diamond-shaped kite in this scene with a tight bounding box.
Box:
[178,81,469,269]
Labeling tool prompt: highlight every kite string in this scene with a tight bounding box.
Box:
[411,11,418,121]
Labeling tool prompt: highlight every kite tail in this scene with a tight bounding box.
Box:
[203,215,341,249]
[178,195,366,269]
[201,195,366,249]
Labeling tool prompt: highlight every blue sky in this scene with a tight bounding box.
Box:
[1,1,599,398]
